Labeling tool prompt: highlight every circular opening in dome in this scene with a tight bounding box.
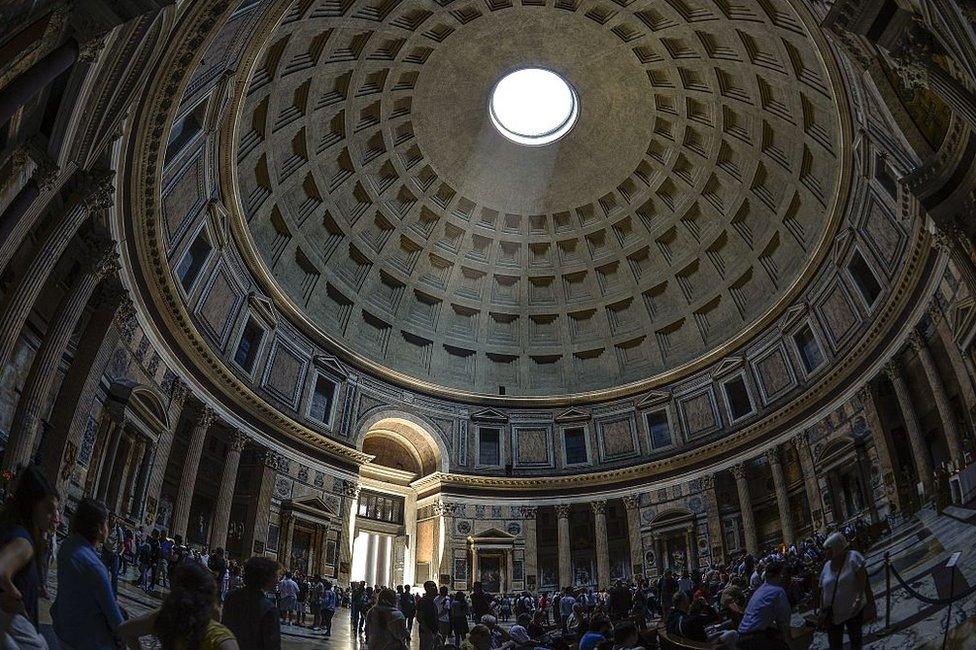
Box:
[489,68,579,146]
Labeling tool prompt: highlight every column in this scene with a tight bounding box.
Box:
[792,432,827,530]
[730,463,758,556]
[885,360,935,496]
[250,450,279,555]
[95,416,125,501]
[0,39,79,127]
[555,503,572,587]
[42,288,133,489]
[339,482,359,581]
[910,331,966,468]
[853,441,880,523]
[0,176,113,370]
[171,405,215,538]
[622,495,643,575]
[130,441,155,521]
[3,243,118,471]
[856,385,902,514]
[699,475,725,564]
[117,436,143,514]
[143,378,190,527]
[210,430,248,550]
[766,447,795,546]
[929,304,976,444]
[281,512,296,569]
[520,506,538,588]
[471,547,480,587]
[590,500,610,587]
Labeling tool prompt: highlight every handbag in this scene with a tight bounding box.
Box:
[818,552,846,630]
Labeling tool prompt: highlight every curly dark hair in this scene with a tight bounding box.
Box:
[154,561,218,649]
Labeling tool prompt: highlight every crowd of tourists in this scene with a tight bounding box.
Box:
[0,463,877,649]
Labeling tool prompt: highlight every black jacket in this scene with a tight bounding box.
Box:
[222,586,281,650]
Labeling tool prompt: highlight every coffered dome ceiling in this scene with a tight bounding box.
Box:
[232,0,849,397]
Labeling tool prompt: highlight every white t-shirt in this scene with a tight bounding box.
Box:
[820,550,866,624]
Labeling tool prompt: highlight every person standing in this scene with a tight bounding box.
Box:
[450,591,470,647]
[222,556,282,650]
[51,498,125,650]
[101,513,123,596]
[309,576,323,630]
[398,584,417,634]
[417,581,439,650]
[277,572,299,626]
[365,588,409,650]
[320,580,338,637]
[819,532,871,650]
[0,466,60,641]
[559,586,576,632]
[435,585,453,639]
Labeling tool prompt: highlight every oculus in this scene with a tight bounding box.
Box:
[488,68,579,146]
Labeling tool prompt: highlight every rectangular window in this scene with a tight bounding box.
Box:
[724,376,753,421]
[875,154,898,197]
[848,250,882,306]
[309,375,336,425]
[165,101,207,162]
[646,410,672,449]
[479,427,501,466]
[357,490,404,524]
[233,318,264,372]
[564,427,588,464]
[176,232,212,292]
[793,324,825,373]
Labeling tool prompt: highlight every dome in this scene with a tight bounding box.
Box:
[232,0,850,398]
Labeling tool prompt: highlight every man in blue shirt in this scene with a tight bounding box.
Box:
[736,560,792,650]
[52,499,124,650]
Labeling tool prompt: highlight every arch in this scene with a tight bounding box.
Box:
[816,436,855,467]
[356,409,450,475]
[108,380,170,431]
[649,507,695,526]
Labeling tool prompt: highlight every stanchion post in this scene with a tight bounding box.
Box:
[885,551,891,630]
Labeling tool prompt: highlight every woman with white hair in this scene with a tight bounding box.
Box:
[818,532,872,649]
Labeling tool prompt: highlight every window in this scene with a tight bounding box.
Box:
[176,231,212,292]
[646,410,672,449]
[793,324,825,373]
[848,250,882,306]
[357,490,405,524]
[723,376,753,421]
[875,154,898,197]
[309,375,336,425]
[233,317,264,372]
[165,101,207,161]
[564,427,587,464]
[478,427,501,466]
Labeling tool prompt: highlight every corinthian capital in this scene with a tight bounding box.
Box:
[887,18,934,89]
[78,169,115,213]
[589,500,607,515]
[908,330,926,352]
[730,462,747,480]
[883,359,902,382]
[169,378,190,410]
[554,503,572,519]
[622,494,640,510]
[765,447,782,467]
[230,430,249,453]
[194,405,216,429]
[699,474,715,491]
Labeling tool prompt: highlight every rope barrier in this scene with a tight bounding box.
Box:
[886,563,976,605]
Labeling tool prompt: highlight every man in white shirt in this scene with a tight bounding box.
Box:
[434,584,452,639]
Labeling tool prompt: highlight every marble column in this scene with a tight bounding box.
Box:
[42,287,133,489]
[699,475,725,563]
[143,378,190,528]
[555,503,572,587]
[340,482,359,580]
[767,447,795,546]
[3,243,118,471]
[885,360,935,496]
[622,495,643,575]
[929,304,976,444]
[95,416,125,502]
[281,511,296,569]
[435,500,455,583]
[910,331,966,468]
[250,450,279,555]
[210,430,248,551]
[0,39,79,127]
[0,176,113,370]
[591,500,610,587]
[857,385,902,514]
[731,463,759,556]
[792,432,826,530]
[130,442,155,520]
[117,436,142,514]
[171,405,215,538]
[521,506,538,588]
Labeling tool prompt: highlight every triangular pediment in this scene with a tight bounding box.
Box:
[248,292,278,328]
[471,527,516,539]
[285,496,337,517]
[635,390,670,409]
[555,407,590,423]
[711,355,744,378]
[313,353,349,378]
[471,408,508,423]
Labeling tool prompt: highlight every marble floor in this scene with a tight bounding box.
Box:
[33,503,976,648]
